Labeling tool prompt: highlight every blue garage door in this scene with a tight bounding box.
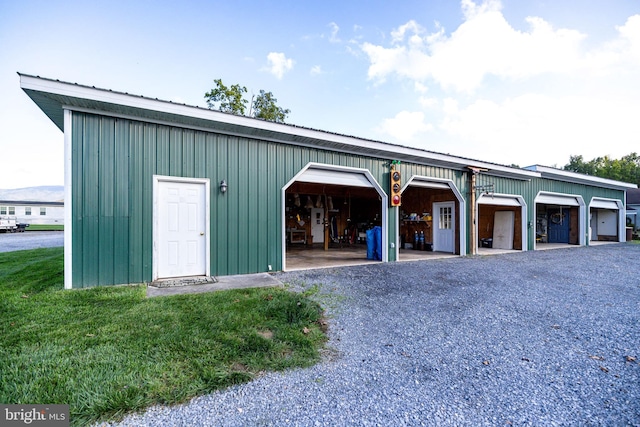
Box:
[547,208,570,243]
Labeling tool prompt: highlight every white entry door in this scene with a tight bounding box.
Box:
[493,211,515,249]
[433,202,455,253]
[311,208,325,243]
[157,180,207,278]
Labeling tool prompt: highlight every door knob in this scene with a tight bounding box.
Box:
[200,232,204,236]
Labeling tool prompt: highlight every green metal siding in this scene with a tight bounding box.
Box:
[69,112,399,286]
[70,111,627,288]
[471,174,625,249]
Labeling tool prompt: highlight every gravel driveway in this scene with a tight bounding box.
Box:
[110,244,640,426]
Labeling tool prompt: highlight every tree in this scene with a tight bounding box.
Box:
[204,80,291,123]
[564,152,640,186]
[564,155,597,176]
[204,79,248,115]
[251,90,290,123]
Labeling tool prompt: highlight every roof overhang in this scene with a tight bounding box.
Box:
[0,200,64,206]
[524,165,638,191]
[19,73,539,181]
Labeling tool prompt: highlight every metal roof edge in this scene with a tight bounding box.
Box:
[0,200,64,206]
[524,165,638,190]
[19,73,538,180]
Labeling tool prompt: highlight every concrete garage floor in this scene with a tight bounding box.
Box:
[286,244,458,270]
[286,241,622,271]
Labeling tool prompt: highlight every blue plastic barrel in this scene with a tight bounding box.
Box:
[366,226,382,260]
[373,226,382,260]
[366,228,375,260]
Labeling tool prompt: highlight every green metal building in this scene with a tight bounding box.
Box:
[20,74,637,289]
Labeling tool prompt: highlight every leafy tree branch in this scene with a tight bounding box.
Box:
[205,80,290,123]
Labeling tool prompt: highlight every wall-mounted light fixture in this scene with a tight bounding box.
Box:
[219,179,228,194]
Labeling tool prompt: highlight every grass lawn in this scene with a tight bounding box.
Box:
[24,224,64,231]
[0,248,326,426]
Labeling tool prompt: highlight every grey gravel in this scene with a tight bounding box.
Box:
[0,230,63,252]
[106,244,640,426]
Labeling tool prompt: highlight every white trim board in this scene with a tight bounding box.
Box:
[64,109,73,289]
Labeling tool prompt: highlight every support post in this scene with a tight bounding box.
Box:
[467,167,486,255]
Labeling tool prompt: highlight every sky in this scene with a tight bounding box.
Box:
[1,0,639,189]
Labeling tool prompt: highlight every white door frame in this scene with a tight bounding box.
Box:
[589,197,625,242]
[282,162,387,271]
[433,201,456,253]
[534,191,586,249]
[476,193,528,251]
[153,175,210,281]
[399,176,466,258]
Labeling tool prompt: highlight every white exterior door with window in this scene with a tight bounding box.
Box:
[433,202,455,253]
[156,179,208,279]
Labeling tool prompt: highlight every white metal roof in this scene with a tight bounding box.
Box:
[19,73,540,181]
[17,73,638,191]
[524,165,637,191]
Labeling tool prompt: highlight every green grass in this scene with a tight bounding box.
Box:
[25,224,64,231]
[0,248,326,426]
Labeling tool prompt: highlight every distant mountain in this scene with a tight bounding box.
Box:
[0,186,64,202]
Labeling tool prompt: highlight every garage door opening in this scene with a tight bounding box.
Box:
[589,198,624,243]
[283,164,386,271]
[476,194,527,254]
[397,177,465,261]
[534,192,585,250]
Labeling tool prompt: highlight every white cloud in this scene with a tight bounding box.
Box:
[264,52,294,79]
[437,93,640,166]
[587,14,640,72]
[361,1,640,166]
[418,96,438,109]
[362,0,587,92]
[310,65,323,76]
[460,0,501,20]
[328,22,340,43]
[618,14,640,56]
[376,111,433,141]
[414,81,429,93]
[391,20,424,43]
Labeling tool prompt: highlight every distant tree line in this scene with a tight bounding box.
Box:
[564,153,640,187]
[204,79,290,123]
